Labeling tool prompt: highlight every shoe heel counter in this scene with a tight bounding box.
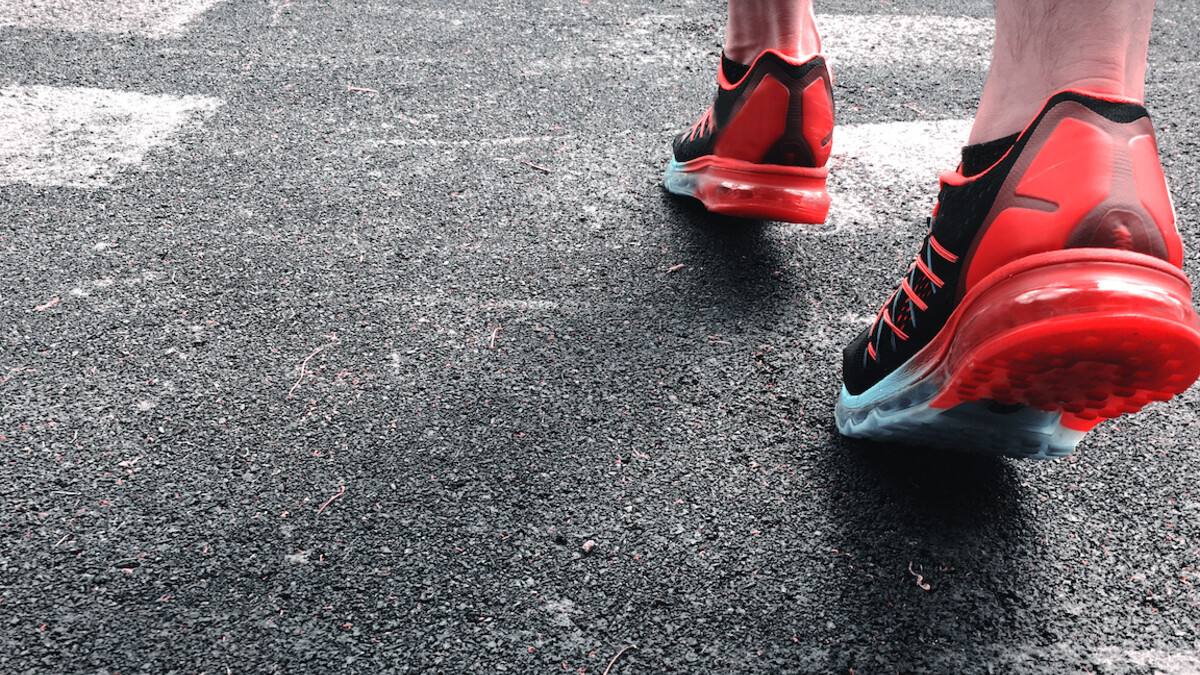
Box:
[964,102,1185,292]
[713,55,833,168]
[1125,130,1184,264]
[1064,116,1184,267]
[765,58,834,168]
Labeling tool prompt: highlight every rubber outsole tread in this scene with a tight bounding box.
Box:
[939,321,1200,423]
[838,254,1200,459]
[839,332,1200,459]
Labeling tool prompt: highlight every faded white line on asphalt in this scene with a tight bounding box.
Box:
[819,14,993,68]
[0,0,226,38]
[505,13,994,76]
[835,119,972,178]
[0,85,223,188]
[381,294,566,315]
[1088,648,1200,674]
[816,118,973,234]
[383,135,571,148]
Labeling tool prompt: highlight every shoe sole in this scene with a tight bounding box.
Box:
[836,250,1200,459]
[664,157,830,224]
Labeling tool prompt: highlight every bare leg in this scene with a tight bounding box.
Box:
[969,0,1155,144]
[724,0,820,64]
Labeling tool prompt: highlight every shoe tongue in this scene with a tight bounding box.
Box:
[720,52,752,84]
[960,133,1019,176]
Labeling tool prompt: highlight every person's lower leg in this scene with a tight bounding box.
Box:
[969,0,1154,145]
[724,0,820,64]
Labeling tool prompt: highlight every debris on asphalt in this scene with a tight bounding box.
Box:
[316,485,346,516]
[909,562,931,591]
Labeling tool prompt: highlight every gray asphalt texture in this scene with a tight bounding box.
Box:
[3,0,1200,673]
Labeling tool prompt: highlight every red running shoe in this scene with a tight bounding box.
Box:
[664,50,834,223]
[836,90,1200,459]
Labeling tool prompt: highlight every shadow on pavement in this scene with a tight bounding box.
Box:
[658,191,800,321]
[811,433,1038,671]
[831,435,1022,520]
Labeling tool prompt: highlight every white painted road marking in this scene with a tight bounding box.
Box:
[380,135,572,148]
[819,15,993,68]
[0,0,226,38]
[0,85,222,188]
[807,119,974,233]
[835,119,973,179]
[526,14,994,74]
[1087,648,1200,674]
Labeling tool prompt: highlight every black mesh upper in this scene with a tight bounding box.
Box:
[671,52,830,165]
[841,91,1158,396]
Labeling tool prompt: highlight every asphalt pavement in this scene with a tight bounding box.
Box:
[2,0,1200,672]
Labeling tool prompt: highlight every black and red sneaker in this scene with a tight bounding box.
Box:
[836,90,1200,459]
[664,49,834,223]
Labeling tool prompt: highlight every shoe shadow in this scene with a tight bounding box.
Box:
[812,432,1038,670]
[828,434,1024,522]
[658,191,801,321]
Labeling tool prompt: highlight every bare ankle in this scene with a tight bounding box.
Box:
[969,0,1153,144]
[724,0,820,63]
